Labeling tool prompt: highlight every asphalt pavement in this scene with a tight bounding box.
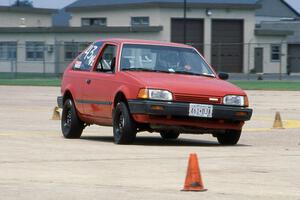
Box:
[0,86,299,200]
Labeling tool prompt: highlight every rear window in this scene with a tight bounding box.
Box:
[73,42,103,71]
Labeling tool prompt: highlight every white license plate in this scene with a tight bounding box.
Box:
[189,104,213,118]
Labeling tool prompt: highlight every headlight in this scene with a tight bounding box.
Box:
[137,89,173,101]
[223,95,246,106]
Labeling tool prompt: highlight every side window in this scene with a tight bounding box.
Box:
[73,42,103,71]
[96,45,117,73]
[26,42,45,61]
[271,44,281,62]
[131,17,149,26]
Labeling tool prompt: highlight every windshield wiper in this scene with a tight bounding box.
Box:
[123,68,214,77]
[122,68,154,72]
[174,71,215,78]
[123,68,172,74]
[198,73,215,78]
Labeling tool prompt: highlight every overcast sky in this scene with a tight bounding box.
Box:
[0,0,74,8]
[0,0,299,11]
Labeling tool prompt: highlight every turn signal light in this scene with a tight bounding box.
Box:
[235,111,247,117]
[137,89,148,99]
[244,96,249,107]
[151,105,164,111]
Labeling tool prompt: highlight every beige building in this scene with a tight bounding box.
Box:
[0,6,55,27]
[0,0,296,74]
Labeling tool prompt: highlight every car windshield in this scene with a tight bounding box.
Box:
[120,44,215,77]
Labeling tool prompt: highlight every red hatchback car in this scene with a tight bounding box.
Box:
[57,38,252,145]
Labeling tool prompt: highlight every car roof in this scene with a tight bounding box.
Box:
[95,38,193,48]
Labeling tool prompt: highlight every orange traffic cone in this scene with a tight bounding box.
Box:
[182,153,207,192]
[273,112,284,129]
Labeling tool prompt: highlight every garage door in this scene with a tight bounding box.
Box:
[288,44,300,73]
[171,18,204,54]
[211,20,244,73]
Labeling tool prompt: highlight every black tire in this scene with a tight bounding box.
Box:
[216,130,241,145]
[61,99,84,139]
[160,131,180,140]
[113,102,137,144]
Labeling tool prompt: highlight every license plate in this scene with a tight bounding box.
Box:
[189,104,213,118]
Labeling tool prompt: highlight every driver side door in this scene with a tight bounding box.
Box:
[83,43,119,122]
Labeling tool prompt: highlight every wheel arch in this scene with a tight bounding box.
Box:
[113,91,128,108]
[63,90,74,104]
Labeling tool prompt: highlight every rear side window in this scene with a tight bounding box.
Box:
[73,42,103,71]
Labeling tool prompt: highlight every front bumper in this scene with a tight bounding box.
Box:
[128,100,252,121]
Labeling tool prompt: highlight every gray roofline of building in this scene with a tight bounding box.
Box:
[281,0,300,17]
[66,2,260,12]
[0,6,58,14]
[0,26,163,33]
[255,29,294,36]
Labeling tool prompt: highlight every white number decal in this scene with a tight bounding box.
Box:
[84,45,98,66]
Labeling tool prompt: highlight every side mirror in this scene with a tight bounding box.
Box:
[218,72,229,80]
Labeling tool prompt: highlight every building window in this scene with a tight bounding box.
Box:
[64,42,91,61]
[131,17,149,26]
[271,44,281,62]
[26,42,45,61]
[81,18,107,27]
[0,42,17,60]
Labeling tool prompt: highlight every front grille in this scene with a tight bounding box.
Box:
[174,93,222,104]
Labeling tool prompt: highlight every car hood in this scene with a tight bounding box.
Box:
[124,71,246,97]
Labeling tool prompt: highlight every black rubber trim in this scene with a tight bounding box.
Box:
[57,97,112,108]
[57,96,63,108]
[128,100,252,121]
[75,99,113,105]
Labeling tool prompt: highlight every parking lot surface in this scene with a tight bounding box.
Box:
[0,86,299,200]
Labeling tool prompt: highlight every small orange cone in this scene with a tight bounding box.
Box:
[182,153,207,192]
[273,112,284,129]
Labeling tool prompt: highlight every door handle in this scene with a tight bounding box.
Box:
[86,79,91,84]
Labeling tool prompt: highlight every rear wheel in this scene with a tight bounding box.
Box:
[61,99,84,139]
[216,130,241,145]
[160,131,180,140]
[113,102,137,144]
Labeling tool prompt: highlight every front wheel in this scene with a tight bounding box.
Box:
[113,102,137,144]
[216,130,241,145]
[61,99,84,139]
